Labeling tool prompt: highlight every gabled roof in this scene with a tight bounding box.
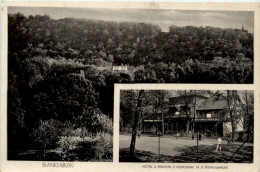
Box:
[196,97,208,108]
[168,95,207,108]
[197,97,227,110]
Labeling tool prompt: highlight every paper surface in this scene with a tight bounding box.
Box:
[1,2,259,172]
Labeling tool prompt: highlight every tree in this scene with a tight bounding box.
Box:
[191,90,197,140]
[120,91,136,132]
[32,119,61,158]
[129,90,144,159]
[226,90,241,142]
[147,90,169,135]
[190,90,209,139]
[240,90,254,141]
[174,90,193,136]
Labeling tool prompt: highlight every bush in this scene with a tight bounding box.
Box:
[73,133,113,161]
[95,112,113,134]
[56,130,113,161]
[57,136,90,161]
[73,138,97,161]
[32,119,61,158]
[92,133,113,160]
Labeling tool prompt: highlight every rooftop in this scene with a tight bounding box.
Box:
[197,97,227,110]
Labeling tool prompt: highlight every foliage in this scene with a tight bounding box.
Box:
[8,13,254,160]
[32,119,62,157]
[57,132,112,161]
[240,90,254,141]
[8,14,253,84]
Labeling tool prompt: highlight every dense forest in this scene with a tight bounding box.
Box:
[9,13,253,83]
[8,13,253,161]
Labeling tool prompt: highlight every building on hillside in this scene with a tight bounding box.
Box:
[142,94,207,136]
[112,65,128,71]
[163,95,208,136]
[195,97,229,137]
[196,96,244,137]
[141,94,244,138]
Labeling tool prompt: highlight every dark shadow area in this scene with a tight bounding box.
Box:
[8,150,62,161]
[119,144,253,163]
[8,149,113,162]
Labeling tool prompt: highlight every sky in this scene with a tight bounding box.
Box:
[8,7,254,33]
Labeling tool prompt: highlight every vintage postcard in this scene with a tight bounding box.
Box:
[1,2,259,172]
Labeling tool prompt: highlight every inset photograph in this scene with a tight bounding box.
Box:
[119,90,254,163]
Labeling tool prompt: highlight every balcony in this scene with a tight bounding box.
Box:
[166,112,190,119]
[194,118,222,122]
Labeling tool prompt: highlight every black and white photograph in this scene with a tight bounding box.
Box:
[119,90,254,163]
[6,5,255,163]
[8,7,254,85]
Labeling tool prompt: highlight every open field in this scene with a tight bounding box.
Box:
[119,134,253,163]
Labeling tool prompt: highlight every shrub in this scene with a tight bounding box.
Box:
[56,131,113,161]
[92,133,113,160]
[32,119,61,158]
[95,113,113,134]
[57,136,88,161]
[73,138,97,161]
[73,133,113,161]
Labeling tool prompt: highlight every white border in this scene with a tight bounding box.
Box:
[1,2,260,172]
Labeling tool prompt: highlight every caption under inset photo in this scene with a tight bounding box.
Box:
[119,90,254,163]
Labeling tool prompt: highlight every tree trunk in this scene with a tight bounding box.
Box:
[192,92,197,140]
[230,113,235,142]
[247,116,253,141]
[142,119,144,133]
[231,124,235,142]
[244,91,251,141]
[121,118,124,133]
[226,90,238,143]
[186,121,190,136]
[129,90,144,159]
[162,113,164,136]
[192,110,195,139]
[43,148,46,159]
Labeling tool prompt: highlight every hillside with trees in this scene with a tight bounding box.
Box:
[9,13,253,83]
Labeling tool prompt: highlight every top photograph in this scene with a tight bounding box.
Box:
[8,7,254,84]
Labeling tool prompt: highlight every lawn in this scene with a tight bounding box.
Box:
[119,134,253,163]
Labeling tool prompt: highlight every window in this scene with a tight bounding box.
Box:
[206,113,212,118]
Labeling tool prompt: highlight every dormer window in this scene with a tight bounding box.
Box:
[169,106,178,113]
